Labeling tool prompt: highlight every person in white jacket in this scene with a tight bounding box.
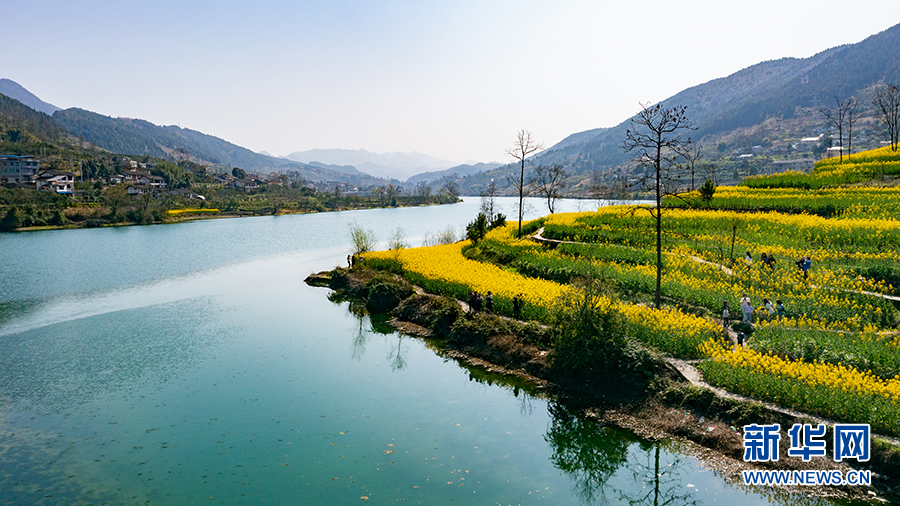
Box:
[740,294,753,323]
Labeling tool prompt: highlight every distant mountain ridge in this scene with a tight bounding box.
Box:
[406,162,503,185]
[0,79,60,116]
[284,148,459,181]
[535,22,900,172]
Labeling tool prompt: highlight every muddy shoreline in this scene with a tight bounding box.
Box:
[306,266,899,503]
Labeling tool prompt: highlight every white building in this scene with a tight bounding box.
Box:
[34,171,74,195]
[0,155,40,185]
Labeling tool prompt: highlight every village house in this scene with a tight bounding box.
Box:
[126,184,166,198]
[214,173,236,186]
[127,184,150,196]
[123,170,151,183]
[34,171,75,195]
[233,178,258,190]
[0,155,40,185]
[794,135,823,151]
[826,146,844,158]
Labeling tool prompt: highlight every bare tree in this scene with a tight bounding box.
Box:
[384,184,398,206]
[820,97,855,162]
[388,227,408,261]
[414,181,432,204]
[371,185,384,205]
[682,143,703,191]
[589,171,628,208]
[348,219,376,256]
[505,130,543,238]
[480,178,499,222]
[623,102,694,308]
[873,83,900,152]
[440,178,460,199]
[529,164,568,213]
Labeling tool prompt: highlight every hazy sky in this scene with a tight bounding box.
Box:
[2,1,897,164]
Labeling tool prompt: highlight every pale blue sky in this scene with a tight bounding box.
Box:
[2,1,898,163]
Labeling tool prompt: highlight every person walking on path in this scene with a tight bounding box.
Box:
[347,255,352,268]
[736,331,745,350]
[485,291,493,313]
[512,295,521,319]
[740,294,753,324]
[721,301,731,330]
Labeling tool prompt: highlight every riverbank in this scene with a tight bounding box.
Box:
[2,199,461,233]
[306,265,900,503]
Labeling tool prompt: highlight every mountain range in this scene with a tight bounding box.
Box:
[406,162,504,185]
[283,148,461,181]
[0,87,389,185]
[532,22,900,174]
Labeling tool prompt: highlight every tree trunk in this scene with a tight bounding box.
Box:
[655,143,662,309]
[517,159,525,238]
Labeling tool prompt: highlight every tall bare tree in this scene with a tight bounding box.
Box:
[873,83,900,152]
[529,164,567,214]
[505,130,543,238]
[623,103,694,308]
[820,97,854,163]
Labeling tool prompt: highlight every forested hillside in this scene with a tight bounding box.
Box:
[458,22,900,197]
[0,93,68,149]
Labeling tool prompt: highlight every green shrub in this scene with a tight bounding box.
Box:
[364,274,414,313]
[549,278,628,384]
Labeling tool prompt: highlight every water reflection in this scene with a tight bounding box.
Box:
[331,291,411,371]
[546,402,632,504]
[619,441,698,506]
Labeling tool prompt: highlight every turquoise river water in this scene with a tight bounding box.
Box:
[0,197,871,505]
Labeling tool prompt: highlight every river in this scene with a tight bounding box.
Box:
[0,197,862,505]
